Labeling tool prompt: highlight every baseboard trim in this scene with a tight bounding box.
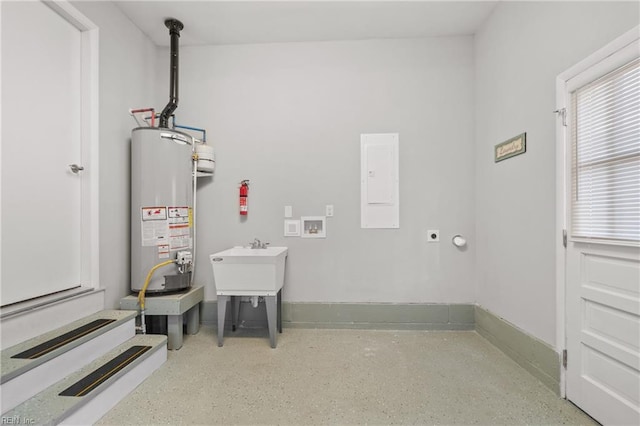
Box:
[201,301,475,331]
[474,305,560,395]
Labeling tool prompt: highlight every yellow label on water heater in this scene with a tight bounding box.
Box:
[188,208,193,228]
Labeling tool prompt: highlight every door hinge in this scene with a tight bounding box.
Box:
[562,229,567,248]
[554,108,567,127]
[563,349,568,368]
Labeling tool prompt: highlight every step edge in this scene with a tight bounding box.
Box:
[0,288,98,320]
[1,310,138,383]
[4,335,167,425]
[0,320,135,415]
[60,347,167,426]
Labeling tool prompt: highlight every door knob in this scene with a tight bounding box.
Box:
[69,164,84,174]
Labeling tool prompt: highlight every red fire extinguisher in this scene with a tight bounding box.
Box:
[239,180,249,215]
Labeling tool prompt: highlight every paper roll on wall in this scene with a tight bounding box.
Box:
[452,235,467,247]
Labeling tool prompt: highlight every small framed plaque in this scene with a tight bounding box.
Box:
[495,133,526,162]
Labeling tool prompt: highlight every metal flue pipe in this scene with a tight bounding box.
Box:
[159,18,184,128]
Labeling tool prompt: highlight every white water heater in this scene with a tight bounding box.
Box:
[131,127,194,293]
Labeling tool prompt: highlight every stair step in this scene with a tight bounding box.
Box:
[11,318,116,360]
[3,334,167,425]
[1,310,137,414]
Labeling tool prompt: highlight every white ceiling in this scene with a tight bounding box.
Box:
[114,1,499,47]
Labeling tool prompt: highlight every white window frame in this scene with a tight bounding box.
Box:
[554,25,639,397]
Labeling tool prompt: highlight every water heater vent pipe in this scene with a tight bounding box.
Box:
[159,18,184,128]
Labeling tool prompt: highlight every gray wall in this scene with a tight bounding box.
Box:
[474,1,639,345]
[157,38,477,302]
[72,1,157,309]
[69,1,639,337]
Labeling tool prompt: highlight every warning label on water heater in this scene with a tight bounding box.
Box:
[168,207,189,220]
[168,206,191,250]
[158,244,170,259]
[141,206,192,249]
[142,207,167,221]
[141,207,169,247]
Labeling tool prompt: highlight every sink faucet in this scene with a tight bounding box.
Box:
[250,238,269,249]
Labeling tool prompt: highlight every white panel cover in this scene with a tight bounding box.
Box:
[366,143,394,204]
[360,134,399,228]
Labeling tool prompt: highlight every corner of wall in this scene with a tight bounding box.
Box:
[472,0,639,349]
[475,305,561,395]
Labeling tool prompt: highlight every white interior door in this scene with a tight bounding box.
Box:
[1,1,83,305]
[562,29,640,426]
[566,243,640,425]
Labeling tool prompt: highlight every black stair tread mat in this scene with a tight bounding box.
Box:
[59,345,152,397]
[11,319,116,360]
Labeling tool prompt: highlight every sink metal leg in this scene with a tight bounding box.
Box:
[217,295,229,347]
[265,295,277,348]
[232,296,241,332]
[277,289,282,333]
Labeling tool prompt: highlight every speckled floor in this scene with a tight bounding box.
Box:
[97,326,596,425]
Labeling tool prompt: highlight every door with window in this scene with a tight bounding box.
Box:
[562,31,639,426]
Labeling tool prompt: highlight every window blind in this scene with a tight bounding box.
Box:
[571,57,640,243]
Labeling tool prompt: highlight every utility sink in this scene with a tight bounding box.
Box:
[209,246,288,295]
